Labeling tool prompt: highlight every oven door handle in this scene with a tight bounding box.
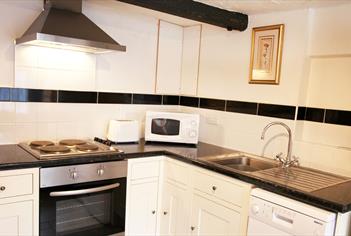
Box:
[49,183,120,197]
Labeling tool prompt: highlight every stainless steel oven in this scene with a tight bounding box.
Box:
[40,160,127,236]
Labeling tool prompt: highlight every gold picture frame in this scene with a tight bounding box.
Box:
[249,24,284,85]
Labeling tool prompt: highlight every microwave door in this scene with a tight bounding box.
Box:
[151,118,180,136]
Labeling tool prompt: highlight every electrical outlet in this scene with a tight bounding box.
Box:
[206,117,218,125]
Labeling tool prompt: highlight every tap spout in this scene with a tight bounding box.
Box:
[261,121,292,163]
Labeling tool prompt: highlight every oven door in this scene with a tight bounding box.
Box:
[40,178,126,236]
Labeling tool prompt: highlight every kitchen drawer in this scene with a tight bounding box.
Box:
[164,159,189,186]
[0,174,33,199]
[192,168,247,207]
[129,158,161,180]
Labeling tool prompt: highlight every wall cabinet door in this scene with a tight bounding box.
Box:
[181,25,201,96]
[159,181,191,236]
[155,20,183,95]
[0,200,33,236]
[190,194,241,236]
[126,180,159,236]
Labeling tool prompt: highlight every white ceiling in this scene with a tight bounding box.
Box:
[195,0,351,15]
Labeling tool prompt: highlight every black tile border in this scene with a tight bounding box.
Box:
[58,90,97,103]
[132,94,162,105]
[258,103,296,120]
[1,87,351,127]
[325,109,351,126]
[200,98,225,111]
[226,100,258,115]
[180,96,199,107]
[12,88,58,103]
[98,92,132,104]
[0,87,11,101]
[305,107,325,123]
[162,95,180,105]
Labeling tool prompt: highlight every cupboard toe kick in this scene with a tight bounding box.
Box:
[125,156,252,236]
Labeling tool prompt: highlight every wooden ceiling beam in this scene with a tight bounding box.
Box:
[118,0,248,31]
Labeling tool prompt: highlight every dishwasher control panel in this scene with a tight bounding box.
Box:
[248,190,336,236]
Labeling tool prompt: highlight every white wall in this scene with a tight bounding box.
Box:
[198,9,310,105]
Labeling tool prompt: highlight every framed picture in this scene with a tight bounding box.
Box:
[249,24,284,85]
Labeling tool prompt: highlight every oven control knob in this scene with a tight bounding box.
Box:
[70,171,78,180]
[97,168,104,176]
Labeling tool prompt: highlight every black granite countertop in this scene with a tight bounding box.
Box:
[0,141,350,213]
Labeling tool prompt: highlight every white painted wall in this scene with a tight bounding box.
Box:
[197,9,310,105]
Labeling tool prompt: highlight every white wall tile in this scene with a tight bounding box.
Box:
[36,122,57,141]
[0,102,16,123]
[15,102,37,123]
[0,124,16,144]
[15,123,37,143]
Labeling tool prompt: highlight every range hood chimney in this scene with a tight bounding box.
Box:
[16,0,126,53]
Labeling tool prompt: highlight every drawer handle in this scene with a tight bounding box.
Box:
[212,186,217,191]
[152,210,156,215]
[191,226,195,231]
[0,186,5,191]
[163,211,168,215]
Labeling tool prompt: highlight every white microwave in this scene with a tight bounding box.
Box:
[145,111,200,144]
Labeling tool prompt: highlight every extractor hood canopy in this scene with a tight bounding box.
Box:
[16,0,126,53]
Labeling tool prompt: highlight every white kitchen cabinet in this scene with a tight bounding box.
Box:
[181,25,202,96]
[159,181,191,236]
[155,20,183,95]
[190,193,241,236]
[0,200,34,236]
[126,180,159,235]
[126,157,251,236]
[0,168,39,236]
[125,156,163,236]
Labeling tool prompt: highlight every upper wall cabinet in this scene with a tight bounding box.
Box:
[180,25,201,96]
[155,20,183,95]
[155,21,201,96]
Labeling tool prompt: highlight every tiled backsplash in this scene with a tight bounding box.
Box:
[1,87,350,126]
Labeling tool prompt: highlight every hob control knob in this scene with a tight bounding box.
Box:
[70,170,78,180]
[97,168,104,176]
[251,204,260,215]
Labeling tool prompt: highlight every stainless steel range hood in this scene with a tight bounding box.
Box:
[16,0,126,53]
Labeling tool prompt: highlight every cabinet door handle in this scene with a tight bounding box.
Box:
[163,211,168,215]
[191,226,195,231]
[212,186,217,191]
[0,186,5,191]
[152,210,156,214]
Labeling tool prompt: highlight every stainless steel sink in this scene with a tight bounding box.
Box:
[203,153,277,172]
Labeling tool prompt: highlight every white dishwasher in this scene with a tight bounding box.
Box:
[248,188,336,236]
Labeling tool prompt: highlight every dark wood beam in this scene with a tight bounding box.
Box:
[118,0,248,31]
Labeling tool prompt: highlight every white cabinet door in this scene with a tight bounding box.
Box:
[190,194,241,236]
[159,181,191,236]
[155,20,183,95]
[0,200,33,236]
[181,25,201,96]
[126,180,159,236]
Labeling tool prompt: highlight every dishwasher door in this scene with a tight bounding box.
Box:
[247,217,291,236]
[248,188,336,236]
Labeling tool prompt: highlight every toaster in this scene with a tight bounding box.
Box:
[107,120,139,143]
